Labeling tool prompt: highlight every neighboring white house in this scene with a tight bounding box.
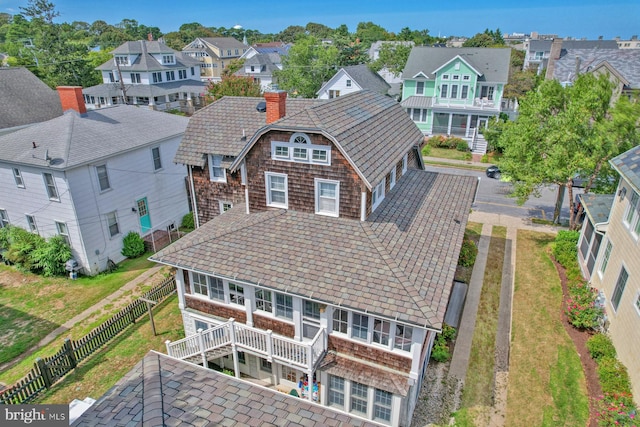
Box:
[82,40,207,113]
[0,87,190,275]
[368,41,415,85]
[316,64,390,99]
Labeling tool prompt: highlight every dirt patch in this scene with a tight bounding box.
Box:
[0,268,41,288]
[411,361,462,426]
[552,257,602,427]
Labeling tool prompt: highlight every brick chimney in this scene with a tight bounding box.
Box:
[57,86,87,115]
[264,90,287,124]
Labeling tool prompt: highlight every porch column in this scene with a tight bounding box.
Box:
[306,367,315,402]
[465,115,472,138]
[447,113,453,135]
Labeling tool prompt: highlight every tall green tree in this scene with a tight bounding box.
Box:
[274,34,339,98]
[206,74,261,101]
[355,21,390,47]
[463,28,505,47]
[369,42,412,77]
[495,73,640,228]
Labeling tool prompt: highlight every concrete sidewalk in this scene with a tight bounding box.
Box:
[0,264,164,373]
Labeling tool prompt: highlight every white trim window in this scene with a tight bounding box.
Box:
[219,201,232,214]
[209,277,225,301]
[623,190,640,237]
[461,85,469,99]
[265,172,288,208]
[346,79,352,87]
[43,173,59,200]
[0,209,9,228]
[352,313,369,341]
[350,381,368,415]
[332,308,348,334]
[26,215,37,233]
[229,282,245,306]
[372,180,385,211]
[152,72,162,83]
[255,288,273,312]
[96,165,111,192]
[402,153,408,174]
[611,266,628,312]
[275,293,293,319]
[416,81,424,95]
[328,375,345,408]
[271,133,330,165]
[130,73,141,83]
[440,84,448,98]
[106,211,120,238]
[13,168,25,188]
[390,167,396,190]
[151,147,162,171]
[56,221,70,245]
[162,55,175,64]
[192,272,209,297]
[209,155,226,183]
[315,179,339,217]
[598,240,612,278]
[374,389,393,422]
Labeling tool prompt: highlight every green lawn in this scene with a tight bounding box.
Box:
[0,256,155,366]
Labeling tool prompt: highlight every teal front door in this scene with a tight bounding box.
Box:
[136,197,151,234]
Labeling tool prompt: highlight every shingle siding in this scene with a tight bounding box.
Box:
[328,335,412,373]
[185,296,248,324]
[192,166,245,225]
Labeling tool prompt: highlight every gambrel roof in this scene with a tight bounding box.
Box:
[401,47,512,83]
[151,169,477,330]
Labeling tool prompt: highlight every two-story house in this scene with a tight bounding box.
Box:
[0,67,63,136]
[182,37,248,81]
[316,64,391,99]
[577,145,640,401]
[400,47,511,153]
[0,87,190,275]
[82,40,206,113]
[149,90,477,426]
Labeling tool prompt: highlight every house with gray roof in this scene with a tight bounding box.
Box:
[576,144,640,401]
[82,40,207,114]
[550,48,640,99]
[147,89,477,426]
[234,51,284,91]
[0,67,63,135]
[523,38,619,75]
[316,64,391,99]
[182,37,248,81]
[0,87,190,275]
[400,47,511,154]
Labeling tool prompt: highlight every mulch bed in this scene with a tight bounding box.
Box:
[552,257,602,427]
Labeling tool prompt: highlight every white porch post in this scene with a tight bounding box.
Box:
[447,113,453,135]
[197,328,206,366]
[465,115,472,138]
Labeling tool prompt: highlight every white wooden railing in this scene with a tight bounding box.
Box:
[165,318,327,370]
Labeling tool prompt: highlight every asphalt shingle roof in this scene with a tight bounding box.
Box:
[175,96,319,165]
[83,79,207,98]
[401,47,512,83]
[72,351,380,427]
[552,49,640,88]
[0,67,63,130]
[0,105,188,169]
[580,193,615,224]
[96,40,200,72]
[611,144,640,193]
[332,65,391,95]
[268,90,423,188]
[151,169,477,329]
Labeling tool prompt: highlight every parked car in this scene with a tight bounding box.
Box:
[486,165,501,179]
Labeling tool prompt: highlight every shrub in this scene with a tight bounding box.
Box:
[421,143,431,156]
[481,154,489,163]
[181,212,195,230]
[431,342,451,362]
[597,394,637,427]
[431,324,456,362]
[597,357,632,396]
[552,230,579,268]
[121,232,145,258]
[456,140,469,152]
[4,226,45,271]
[32,235,72,277]
[587,334,617,362]
[458,236,478,267]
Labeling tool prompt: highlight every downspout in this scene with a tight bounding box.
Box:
[188,165,200,228]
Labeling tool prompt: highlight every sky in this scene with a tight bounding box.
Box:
[1,0,638,40]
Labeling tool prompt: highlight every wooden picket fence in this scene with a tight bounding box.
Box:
[0,275,176,404]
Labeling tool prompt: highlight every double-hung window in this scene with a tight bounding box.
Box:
[26,215,37,233]
[96,165,110,191]
[255,289,273,312]
[165,71,175,81]
[0,210,9,228]
[209,277,225,301]
[450,85,458,99]
[192,272,209,297]
[151,147,162,171]
[611,266,628,312]
[13,168,24,188]
[372,180,385,211]
[461,85,469,99]
[599,240,612,276]
[130,73,140,83]
[209,155,226,182]
[106,211,120,237]
[416,81,424,95]
[440,84,448,98]
[346,79,352,87]
[229,282,244,306]
[315,179,339,217]
[178,70,186,79]
[350,382,368,415]
[352,313,369,341]
[275,293,293,319]
[328,376,345,408]
[43,173,59,200]
[152,72,162,83]
[265,172,288,208]
[332,309,348,334]
[374,389,393,422]
[623,190,640,237]
[56,221,70,245]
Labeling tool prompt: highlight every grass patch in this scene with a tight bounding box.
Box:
[35,295,184,404]
[506,230,589,427]
[0,256,155,365]
[427,146,473,161]
[423,159,487,172]
[461,226,506,408]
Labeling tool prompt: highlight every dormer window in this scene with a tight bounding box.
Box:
[162,55,175,64]
[271,133,330,165]
[209,155,226,183]
[290,133,310,144]
[115,56,129,66]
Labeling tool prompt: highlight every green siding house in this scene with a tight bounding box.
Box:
[401,47,511,148]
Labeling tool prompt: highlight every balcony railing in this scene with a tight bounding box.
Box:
[430,96,500,111]
[165,318,327,371]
